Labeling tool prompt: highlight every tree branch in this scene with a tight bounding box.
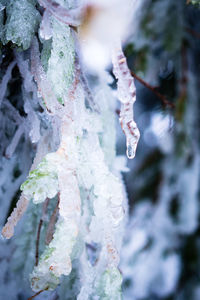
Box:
[27,288,48,300]
[45,194,60,245]
[130,71,175,109]
[35,198,50,266]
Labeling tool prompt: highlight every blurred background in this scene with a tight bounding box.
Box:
[119,1,200,299]
[0,0,200,299]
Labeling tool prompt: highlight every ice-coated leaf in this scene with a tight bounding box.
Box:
[46,17,75,105]
[96,267,122,300]
[5,0,40,50]
[21,154,59,204]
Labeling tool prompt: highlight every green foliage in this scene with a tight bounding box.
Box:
[190,0,200,5]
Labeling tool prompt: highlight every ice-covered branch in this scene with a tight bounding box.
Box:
[1,1,132,298]
[130,70,175,109]
[5,122,25,159]
[35,198,50,266]
[0,61,16,107]
[2,135,52,239]
[1,194,29,239]
[45,195,59,245]
[3,100,24,125]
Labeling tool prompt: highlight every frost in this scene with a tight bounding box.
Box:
[5,0,40,50]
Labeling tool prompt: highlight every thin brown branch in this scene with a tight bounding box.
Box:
[80,69,100,113]
[45,194,60,245]
[130,71,175,109]
[74,50,99,113]
[185,27,200,39]
[68,55,81,101]
[27,288,48,300]
[35,198,50,266]
[176,42,188,121]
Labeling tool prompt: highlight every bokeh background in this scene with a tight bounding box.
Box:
[120,1,200,299]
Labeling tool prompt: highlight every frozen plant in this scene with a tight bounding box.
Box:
[0,0,139,299]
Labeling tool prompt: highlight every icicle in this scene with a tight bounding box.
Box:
[0,61,16,107]
[38,0,82,27]
[111,40,140,159]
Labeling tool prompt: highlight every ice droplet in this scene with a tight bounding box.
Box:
[127,143,135,159]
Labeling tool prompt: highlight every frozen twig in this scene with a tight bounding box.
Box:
[0,61,16,107]
[67,55,81,101]
[130,70,175,109]
[3,100,24,125]
[15,51,34,93]
[5,121,25,159]
[27,288,48,300]
[45,194,60,245]
[1,194,29,239]
[2,135,51,239]
[111,40,140,159]
[80,68,99,113]
[31,37,58,114]
[185,27,200,39]
[35,198,50,266]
